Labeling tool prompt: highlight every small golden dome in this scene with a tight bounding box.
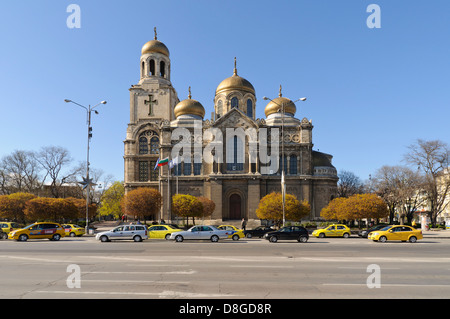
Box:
[141,40,170,57]
[215,57,255,95]
[174,87,205,118]
[141,27,170,57]
[264,97,296,117]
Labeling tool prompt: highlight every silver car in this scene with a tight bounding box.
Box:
[96,224,148,242]
[169,225,234,242]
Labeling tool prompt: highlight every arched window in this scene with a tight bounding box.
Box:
[217,100,223,117]
[139,137,148,155]
[141,62,145,77]
[278,155,287,175]
[150,59,155,76]
[183,161,191,176]
[247,99,253,118]
[227,136,244,171]
[160,61,165,77]
[150,137,159,154]
[289,156,298,175]
[231,97,238,109]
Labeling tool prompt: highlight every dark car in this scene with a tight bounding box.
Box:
[358,224,389,238]
[264,226,309,243]
[0,229,7,240]
[244,226,274,238]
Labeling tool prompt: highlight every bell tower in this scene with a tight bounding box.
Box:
[128,27,178,124]
[124,28,179,193]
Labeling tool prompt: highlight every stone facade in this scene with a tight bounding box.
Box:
[124,32,338,225]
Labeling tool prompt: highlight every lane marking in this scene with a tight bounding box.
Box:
[32,290,241,298]
[85,270,197,275]
[323,283,450,288]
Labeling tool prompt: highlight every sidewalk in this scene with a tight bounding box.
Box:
[422,229,450,239]
[88,220,121,235]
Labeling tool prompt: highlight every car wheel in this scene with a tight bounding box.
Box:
[343,233,350,238]
[409,236,417,243]
[232,234,240,241]
[175,235,184,242]
[246,233,252,238]
[319,233,325,238]
[133,235,142,242]
[100,235,109,242]
[52,234,61,241]
[165,234,171,240]
[210,235,219,242]
[379,236,387,243]
[298,236,308,243]
[69,232,76,237]
[18,234,28,242]
[269,236,278,243]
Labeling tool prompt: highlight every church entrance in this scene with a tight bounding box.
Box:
[229,194,242,220]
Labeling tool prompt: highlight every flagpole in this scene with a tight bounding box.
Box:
[168,163,171,223]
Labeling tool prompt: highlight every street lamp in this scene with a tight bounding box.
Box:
[263,92,306,227]
[64,99,107,234]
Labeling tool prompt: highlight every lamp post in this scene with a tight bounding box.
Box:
[64,99,107,234]
[263,93,306,227]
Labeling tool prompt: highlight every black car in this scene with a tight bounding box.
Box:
[244,226,274,238]
[358,224,389,238]
[264,226,309,243]
[0,229,7,240]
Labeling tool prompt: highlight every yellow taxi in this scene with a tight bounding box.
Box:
[218,225,245,241]
[368,225,423,243]
[148,224,182,240]
[62,224,85,237]
[312,224,352,238]
[8,222,66,241]
[0,222,22,234]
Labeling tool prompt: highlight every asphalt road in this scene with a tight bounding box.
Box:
[1,236,450,300]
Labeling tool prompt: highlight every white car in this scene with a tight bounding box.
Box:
[169,225,235,242]
[96,224,148,242]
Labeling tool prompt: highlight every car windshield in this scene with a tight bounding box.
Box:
[380,226,393,231]
[22,224,35,230]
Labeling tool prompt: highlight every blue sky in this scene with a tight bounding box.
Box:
[0,0,449,184]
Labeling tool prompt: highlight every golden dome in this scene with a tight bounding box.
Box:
[215,57,255,95]
[264,97,296,117]
[141,40,170,57]
[174,87,205,118]
[141,28,170,57]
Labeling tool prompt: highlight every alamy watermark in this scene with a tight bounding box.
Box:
[366,4,381,29]
[169,121,280,174]
[366,264,381,288]
[66,4,81,29]
[66,264,81,288]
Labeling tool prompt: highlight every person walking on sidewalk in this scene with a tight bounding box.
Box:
[241,218,247,231]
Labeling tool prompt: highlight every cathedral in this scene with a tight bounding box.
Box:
[124,29,338,225]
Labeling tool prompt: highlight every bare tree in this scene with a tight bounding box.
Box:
[404,139,450,227]
[337,170,364,198]
[0,150,42,194]
[373,165,426,224]
[35,146,81,198]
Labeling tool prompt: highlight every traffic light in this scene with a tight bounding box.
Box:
[88,126,93,139]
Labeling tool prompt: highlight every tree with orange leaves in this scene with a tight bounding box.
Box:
[0,192,36,223]
[256,192,310,227]
[24,197,78,222]
[172,194,203,226]
[121,187,162,222]
[321,193,388,222]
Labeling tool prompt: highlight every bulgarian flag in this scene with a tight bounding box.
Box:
[157,157,169,167]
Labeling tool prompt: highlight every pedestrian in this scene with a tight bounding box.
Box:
[241,218,247,231]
